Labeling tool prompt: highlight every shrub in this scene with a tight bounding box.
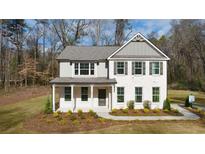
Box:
[86,118,92,123]
[122,108,128,113]
[163,98,171,110]
[59,119,66,125]
[45,119,52,124]
[70,115,77,121]
[88,109,96,117]
[143,100,151,109]
[72,119,80,125]
[44,96,53,114]
[77,109,83,116]
[98,118,106,123]
[143,108,150,113]
[163,109,169,112]
[185,96,190,107]
[53,112,59,118]
[66,110,73,116]
[172,109,179,113]
[112,109,118,113]
[153,108,161,113]
[127,100,135,110]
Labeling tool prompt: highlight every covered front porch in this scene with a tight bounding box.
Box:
[50,77,116,112]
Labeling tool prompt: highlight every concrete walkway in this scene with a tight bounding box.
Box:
[97,104,200,121]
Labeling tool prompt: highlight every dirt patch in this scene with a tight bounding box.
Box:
[110,108,183,116]
[0,86,50,106]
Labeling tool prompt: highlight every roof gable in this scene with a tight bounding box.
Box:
[107,32,170,60]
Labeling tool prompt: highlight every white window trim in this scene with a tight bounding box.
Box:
[151,61,161,76]
[152,87,160,103]
[135,87,143,103]
[133,62,143,75]
[116,61,126,75]
[74,62,95,76]
[117,87,125,103]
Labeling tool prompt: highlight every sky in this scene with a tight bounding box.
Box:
[25,19,172,46]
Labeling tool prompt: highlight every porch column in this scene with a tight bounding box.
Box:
[90,85,93,102]
[108,87,111,111]
[111,84,114,111]
[71,85,74,101]
[52,84,55,112]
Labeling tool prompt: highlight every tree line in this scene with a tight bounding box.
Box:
[0,19,204,92]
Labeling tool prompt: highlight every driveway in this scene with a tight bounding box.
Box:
[97,104,200,121]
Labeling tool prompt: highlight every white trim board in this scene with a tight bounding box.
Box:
[107,32,170,60]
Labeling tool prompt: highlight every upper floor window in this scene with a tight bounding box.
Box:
[117,62,124,74]
[90,63,94,75]
[74,63,95,75]
[132,62,146,75]
[74,63,78,75]
[114,62,128,75]
[150,62,163,75]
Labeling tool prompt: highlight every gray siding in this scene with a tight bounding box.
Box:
[113,41,163,58]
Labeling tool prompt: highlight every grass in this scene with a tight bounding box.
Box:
[168,89,205,104]
[0,95,47,133]
[0,89,205,133]
[83,120,205,134]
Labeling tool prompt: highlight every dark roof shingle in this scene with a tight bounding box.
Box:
[57,46,120,61]
[50,77,117,84]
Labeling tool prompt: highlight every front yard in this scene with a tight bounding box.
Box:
[0,88,205,133]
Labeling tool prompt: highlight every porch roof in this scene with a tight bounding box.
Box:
[50,77,117,85]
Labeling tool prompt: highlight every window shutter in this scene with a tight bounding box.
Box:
[160,62,163,75]
[149,62,152,75]
[143,62,146,75]
[114,62,117,75]
[132,62,135,75]
[125,62,128,75]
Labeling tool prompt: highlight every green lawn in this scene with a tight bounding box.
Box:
[0,89,205,133]
[0,96,47,133]
[168,89,205,104]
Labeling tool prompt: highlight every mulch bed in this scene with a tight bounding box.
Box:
[110,109,183,116]
[184,107,205,118]
[23,113,130,133]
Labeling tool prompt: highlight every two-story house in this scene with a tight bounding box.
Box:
[50,32,170,112]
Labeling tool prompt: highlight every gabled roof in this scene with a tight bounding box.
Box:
[57,46,120,61]
[56,32,170,61]
[107,32,170,60]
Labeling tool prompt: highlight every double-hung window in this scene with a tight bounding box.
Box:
[74,63,79,75]
[134,62,142,75]
[81,87,88,101]
[65,87,71,101]
[75,63,95,75]
[90,63,94,75]
[80,63,89,75]
[150,62,163,75]
[152,62,160,75]
[152,87,160,102]
[135,87,142,102]
[117,62,125,74]
[117,87,124,103]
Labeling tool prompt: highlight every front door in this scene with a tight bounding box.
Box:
[98,89,106,106]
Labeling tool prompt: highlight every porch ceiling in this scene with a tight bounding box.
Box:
[50,77,117,85]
